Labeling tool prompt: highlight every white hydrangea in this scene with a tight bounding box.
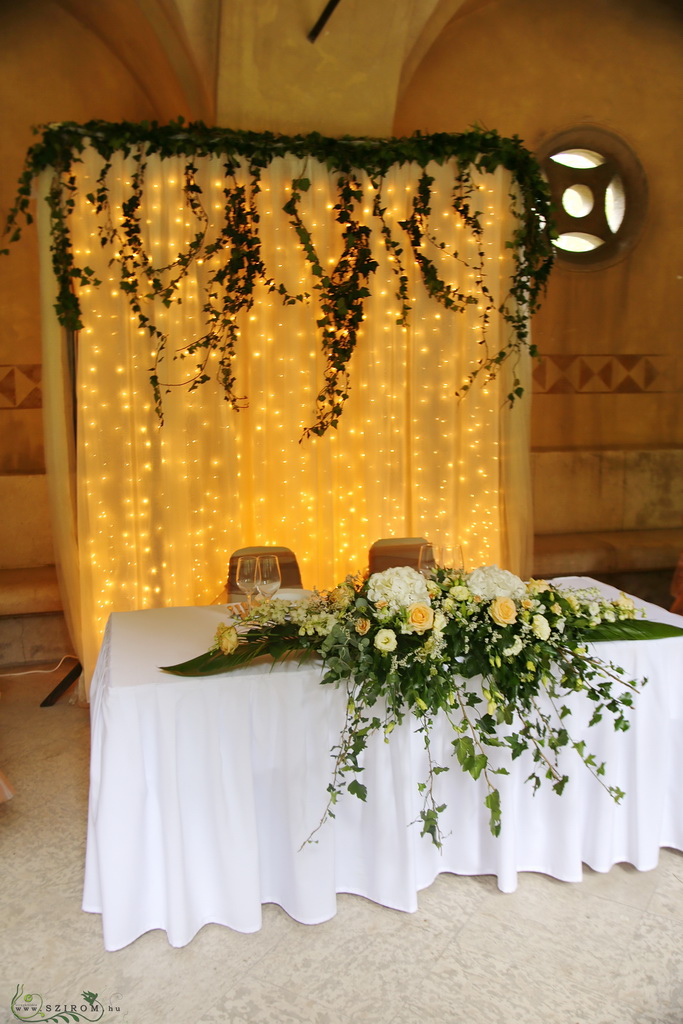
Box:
[466,565,526,601]
[366,566,430,619]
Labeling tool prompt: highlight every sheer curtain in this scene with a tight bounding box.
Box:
[39,147,532,697]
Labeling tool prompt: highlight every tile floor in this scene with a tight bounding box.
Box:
[0,667,682,1024]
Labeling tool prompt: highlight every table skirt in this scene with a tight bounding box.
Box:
[82,593,683,950]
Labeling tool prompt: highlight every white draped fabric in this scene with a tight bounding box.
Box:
[82,581,683,950]
[39,149,532,696]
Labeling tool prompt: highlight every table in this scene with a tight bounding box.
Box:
[82,579,683,950]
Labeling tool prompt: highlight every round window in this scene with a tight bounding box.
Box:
[536,127,647,270]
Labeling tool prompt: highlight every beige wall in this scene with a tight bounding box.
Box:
[394,0,683,544]
[0,0,203,567]
[1,0,681,573]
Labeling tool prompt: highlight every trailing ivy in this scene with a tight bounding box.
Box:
[1,119,554,436]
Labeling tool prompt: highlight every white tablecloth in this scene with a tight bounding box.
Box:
[82,579,683,949]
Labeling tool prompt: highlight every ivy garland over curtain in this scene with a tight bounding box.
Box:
[4,121,554,696]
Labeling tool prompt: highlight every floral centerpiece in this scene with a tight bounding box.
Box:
[163,564,683,843]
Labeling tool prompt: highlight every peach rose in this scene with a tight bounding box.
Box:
[406,603,434,633]
[489,596,517,627]
[355,617,371,635]
[216,624,239,655]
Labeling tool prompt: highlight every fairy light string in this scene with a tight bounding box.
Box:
[2,122,553,637]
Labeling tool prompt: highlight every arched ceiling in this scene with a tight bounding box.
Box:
[54,0,215,121]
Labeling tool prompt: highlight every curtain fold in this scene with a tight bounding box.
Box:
[38,147,533,697]
[37,171,86,703]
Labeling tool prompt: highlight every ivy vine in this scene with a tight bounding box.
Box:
[1,119,554,437]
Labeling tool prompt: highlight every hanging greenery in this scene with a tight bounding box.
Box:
[1,119,554,438]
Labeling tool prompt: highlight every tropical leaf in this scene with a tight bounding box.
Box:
[589,618,683,643]
[160,625,307,676]
[159,649,235,676]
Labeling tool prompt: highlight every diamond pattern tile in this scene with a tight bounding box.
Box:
[533,354,678,394]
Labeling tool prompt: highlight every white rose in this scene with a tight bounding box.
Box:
[527,578,551,595]
[216,623,239,655]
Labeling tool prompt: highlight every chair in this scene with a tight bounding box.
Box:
[368,537,428,575]
[226,545,303,603]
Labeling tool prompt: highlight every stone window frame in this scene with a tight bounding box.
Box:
[536,126,648,271]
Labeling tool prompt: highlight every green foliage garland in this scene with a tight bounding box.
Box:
[1,119,554,437]
[162,564,683,845]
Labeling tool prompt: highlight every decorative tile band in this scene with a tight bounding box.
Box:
[0,356,678,408]
[0,365,42,409]
[533,354,679,395]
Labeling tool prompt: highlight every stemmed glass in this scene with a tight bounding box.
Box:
[235,555,257,611]
[418,544,436,578]
[439,545,465,572]
[256,554,281,601]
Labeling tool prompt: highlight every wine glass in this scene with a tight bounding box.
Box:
[418,544,436,578]
[439,545,465,572]
[235,555,257,611]
[256,554,281,601]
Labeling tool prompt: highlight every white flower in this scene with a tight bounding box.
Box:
[466,565,526,601]
[215,623,239,654]
[374,628,397,653]
[450,585,471,601]
[367,566,430,618]
[531,614,551,641]
[503,636,524,657]
[329,583,354,611]
[433,610,447,633]
[527,578,551,595]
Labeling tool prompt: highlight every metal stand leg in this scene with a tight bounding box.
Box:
[40,661,82,707]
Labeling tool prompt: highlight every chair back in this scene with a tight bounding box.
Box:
[227,546,303,602]
[368,537,428,575]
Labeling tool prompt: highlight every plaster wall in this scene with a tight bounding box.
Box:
[214,0,458,137]
[394,0,683,543]
[0,0,199,569]
[1,0,680,581]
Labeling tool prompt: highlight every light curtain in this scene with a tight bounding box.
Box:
[39,148,532,697]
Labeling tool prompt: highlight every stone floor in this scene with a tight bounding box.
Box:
[0,665,682,1024]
